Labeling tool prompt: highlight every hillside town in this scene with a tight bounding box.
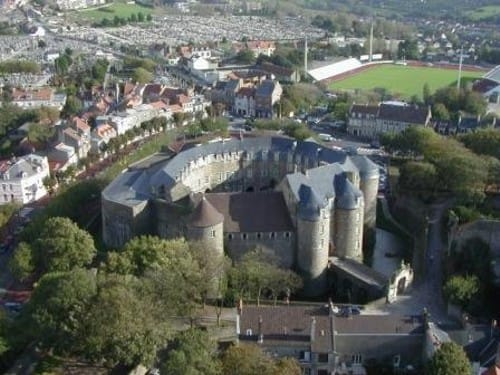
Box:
[0,0,499,374]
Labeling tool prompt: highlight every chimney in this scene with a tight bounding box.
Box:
[310,317,316,342]
[258,315,264,344]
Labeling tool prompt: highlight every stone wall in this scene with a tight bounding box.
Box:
[225,231,295,268]
[102,197,150,248]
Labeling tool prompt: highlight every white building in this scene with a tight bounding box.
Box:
[11,87,67,111]
[0,154,50,205]
[100,103,172,135]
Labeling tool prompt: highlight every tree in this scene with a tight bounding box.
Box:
[444,275,479,308]
[161,328,221,375]
[27,123,55,145]
[426,342,471,375]
[423,83,431,105]
[399,161,438,194]
[229,248,302,305]
[432,103,450,121]
[62,95,83,118]
[146,14,152,21]
[132,67,153,84]
[9,242,34,281]
[106,237,202,316]
[17,269,97,352]
[235,49,256,64]
[221,344,299,375]
[80,274,170,367]
[34,217,97,274]
[173,112,186,127]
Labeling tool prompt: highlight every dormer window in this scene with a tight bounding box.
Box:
[246,329,252,336]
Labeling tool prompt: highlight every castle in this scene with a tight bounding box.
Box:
[102,137,379,296]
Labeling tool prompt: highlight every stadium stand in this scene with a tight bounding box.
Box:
[484,65,500,84]
[308,58,362,82]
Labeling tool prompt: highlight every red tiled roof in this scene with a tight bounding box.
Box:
[73,117,90,132]
[12,87,53,101]
[150,100,168,110]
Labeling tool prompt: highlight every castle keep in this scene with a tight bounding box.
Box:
[102,137,379,296]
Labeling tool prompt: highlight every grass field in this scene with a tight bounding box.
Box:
[466,5,500,21]
[77,2,154,22]
[328,65,483,99]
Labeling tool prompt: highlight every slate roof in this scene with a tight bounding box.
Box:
[350,103,430,125]
[378,103,429,124]
[103,137,378,212]
[334,174,362,210]
[190,197,224,227]
[255,80,276,97]
[297,185,326,221]
[206,192,293,233]
[239,305,424,352]
[258,62,295,78]
[330,257,387,288]
[350,104,379,116]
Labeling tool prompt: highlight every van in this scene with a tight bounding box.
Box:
[318,133,334,142]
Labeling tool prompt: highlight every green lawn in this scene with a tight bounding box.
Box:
[77,2,154,22]
[466,5,500,21]
[328,65,483,99]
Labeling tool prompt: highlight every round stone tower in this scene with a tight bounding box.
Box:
[187,196,224,297]
[350,155,379,228]
[334,174,364,261]
[296,184,330,297]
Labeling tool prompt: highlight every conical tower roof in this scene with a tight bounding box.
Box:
[190,197,224,228]
[297,184,326,221]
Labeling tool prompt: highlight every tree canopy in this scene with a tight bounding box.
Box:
[444,275,480,308]
[426,342,471,375]
[161,328,220,375]
[30,217,97,275]
[221,344,300,375]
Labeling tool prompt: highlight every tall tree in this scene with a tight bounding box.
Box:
[80,274,170,367]
[161,328,221,375]
[426,342,471,375]
[33,217,97,274]
[16,269,97,352]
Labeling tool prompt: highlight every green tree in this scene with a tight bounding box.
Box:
[426,342,471,375]
[17,269,97,352]
[444,275,479,308]
[460,129,500,160]
[34,217,97,274]
[61,95,83,118]
[80,274,169,367]
[221,344,299,375]
[27,123,55,145]
[432,103,450,121]
[230,248,302,305]
[235,49,256,64]
[137,12,145,22]
[106,237,202,316]
[399,161,438,194]
[161,328,221,375]
[132,67,153,83]
[9,242,34,281]
[423,83,431,105]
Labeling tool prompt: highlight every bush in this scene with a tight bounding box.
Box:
[452,205,481,224]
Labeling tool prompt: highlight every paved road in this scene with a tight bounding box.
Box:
[366,200,454,323]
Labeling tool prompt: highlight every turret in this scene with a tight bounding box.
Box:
[296,184,330,297]
[349,155,379,228]
[333,174,364,261]
[187,196,224,298]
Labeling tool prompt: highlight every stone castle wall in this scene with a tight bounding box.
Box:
[225,231,295,268]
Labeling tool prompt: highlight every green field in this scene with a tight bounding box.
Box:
[466,5,500,21]
[77,2,154,22]
[328,65,483,99]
